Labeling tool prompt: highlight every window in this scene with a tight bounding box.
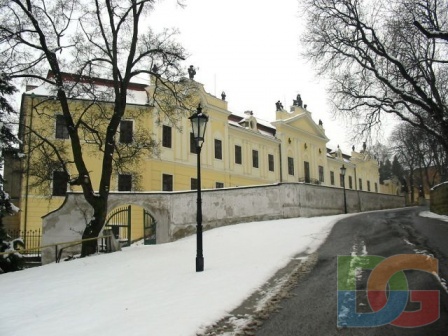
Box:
[52,171,68,196]
[191,178,197,190]
[214,139,222,160]
[349,176,353,189]
[252,149,259,168]
[375,183,378,193]
[268,154,274,172]
[120,120,133,144]
[162,174,173,191]
[216,182,224,188]
[162,125,172,148]
[55,115,69,139]
[288,157,294,175]
[190,133,198,154]
[359,178,363,191]
[318,166,324,183]
[304,161,310,183]
[235,145,242,164]
[367,180,371,192]
[118,174,132,191]
[330,171,335,185]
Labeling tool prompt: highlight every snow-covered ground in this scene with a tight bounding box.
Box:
[1,210,446,336]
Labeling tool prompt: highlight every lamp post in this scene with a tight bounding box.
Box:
[340,164,347,214]
[189,104,209,272]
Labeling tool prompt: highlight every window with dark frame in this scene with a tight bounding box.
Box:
[318,166,324,183]
[349,176,353,189]
[268,154,274,172]
[162,174,173,191]
[359,178,363,191]
[235,145,242,164]
[52,171,68,196]
[330,171,335,185]
[190,133,198,154]
[162,125,172,148]
[191,178,198,190]
[367,180,371,192]
[304,161,310,183]
[288,157,294,175]
[55,115,69,139]
[118,174,132,191]
[120,120,133,144]
[214,139,222,160]
[252,149,259,168]
[375,182,378,193]
[215,182,224,188]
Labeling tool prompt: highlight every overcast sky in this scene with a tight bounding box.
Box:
[149,0,358,152]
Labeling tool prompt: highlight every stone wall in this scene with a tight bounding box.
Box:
[42,183,405,264]
[430,182,448,215]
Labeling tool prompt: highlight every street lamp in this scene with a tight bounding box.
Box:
[340,164,347,214]
[189,104,209,272]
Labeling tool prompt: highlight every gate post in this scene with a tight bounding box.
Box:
[127,205,132,246]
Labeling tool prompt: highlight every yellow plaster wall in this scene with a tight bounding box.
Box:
[14,82,385,238]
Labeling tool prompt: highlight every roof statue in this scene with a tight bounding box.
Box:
[293,94,303,107]
[337,145,343,159]
[152,64,159,75]
[188,65,196,80]
[221,91,226,101]
[276,100,284,111]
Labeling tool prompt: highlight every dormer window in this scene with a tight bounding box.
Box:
[241,110,258,131]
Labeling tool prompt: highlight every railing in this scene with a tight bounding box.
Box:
[5,229,42,257]
[54,235,113,263]
[298,177,322,185]
[0,235,113,264]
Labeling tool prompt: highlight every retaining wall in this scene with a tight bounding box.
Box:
[430,182,448,215]
[42,183,405,264]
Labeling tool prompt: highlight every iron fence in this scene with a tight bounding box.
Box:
[5,229,42,257]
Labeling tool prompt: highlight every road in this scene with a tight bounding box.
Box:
[256,207,448,335]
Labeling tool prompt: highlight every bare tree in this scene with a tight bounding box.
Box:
[301,0,448,177]
[0,0,196,256]
[390,122,446,201]
[390,124,421,202]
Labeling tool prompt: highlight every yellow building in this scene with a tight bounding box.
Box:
[4,72,383,243]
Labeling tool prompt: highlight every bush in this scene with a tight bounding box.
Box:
[0,237,25,274]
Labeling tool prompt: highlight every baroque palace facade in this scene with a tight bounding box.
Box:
[4,72,388,238]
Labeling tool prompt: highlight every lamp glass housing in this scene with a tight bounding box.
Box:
[189,105,208,147]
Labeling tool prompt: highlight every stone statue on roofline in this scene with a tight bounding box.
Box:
[293,94,303,107]
[188,65,196,80]
[276,100,284,111]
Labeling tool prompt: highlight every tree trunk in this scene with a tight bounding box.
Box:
[81,198,108,257]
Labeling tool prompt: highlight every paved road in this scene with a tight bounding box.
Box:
[256,207,448,335]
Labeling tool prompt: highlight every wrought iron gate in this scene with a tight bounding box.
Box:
[104,205,131,247]
[143,209,156,245]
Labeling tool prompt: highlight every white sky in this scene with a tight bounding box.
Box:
[148,0,354,152]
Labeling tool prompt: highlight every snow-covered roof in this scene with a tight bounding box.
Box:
[28,82,149,105]
[26,71,150,105]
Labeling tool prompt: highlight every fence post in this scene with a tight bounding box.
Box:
[127,205,132,246]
